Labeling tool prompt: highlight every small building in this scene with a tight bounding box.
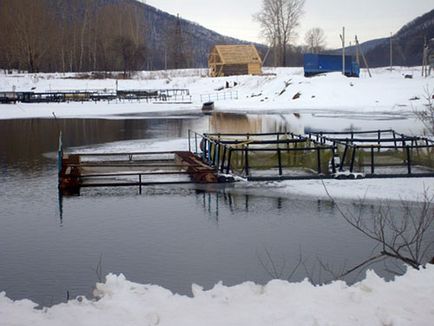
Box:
[208,45,262,77]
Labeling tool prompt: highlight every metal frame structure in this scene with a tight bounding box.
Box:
[189,129,434,180]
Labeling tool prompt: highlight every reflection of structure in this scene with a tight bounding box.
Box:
[208,45,262,77]
[196,190,283,221]
[209,112,303,135]
[195,190,340,224]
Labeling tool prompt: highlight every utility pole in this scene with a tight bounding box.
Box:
[355,35,372,78]
[340,27,345,76]
[422,36,427,77]
[389,33,393,71]
[164,48,167,70]
[355,36,360,65]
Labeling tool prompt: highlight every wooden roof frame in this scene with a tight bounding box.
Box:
[208,45,262,77]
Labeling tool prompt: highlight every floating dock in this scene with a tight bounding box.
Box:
[58,149,231,195]
[191,129,434,181]
[58,129,434,195]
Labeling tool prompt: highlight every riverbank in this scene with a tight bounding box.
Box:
[1,266,434,326]
[0,67,432,121]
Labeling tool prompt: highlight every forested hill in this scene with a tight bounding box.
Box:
[0,0,266,73]
[326,9,434,68]
[364,9,434,67]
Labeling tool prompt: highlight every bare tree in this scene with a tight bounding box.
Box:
[254,0,305,66]
[321,181,434,275]
[2,0,57,72]
[304,27,326,54]
[414,87,434,136]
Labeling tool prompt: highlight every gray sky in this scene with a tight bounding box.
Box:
[144,1,433,48]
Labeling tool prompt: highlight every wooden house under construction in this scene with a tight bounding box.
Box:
[208,45,262,77]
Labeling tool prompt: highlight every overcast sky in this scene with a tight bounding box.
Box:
[144,0,433,48]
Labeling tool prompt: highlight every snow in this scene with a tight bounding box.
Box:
[238,177,434,203]
[0,67,432,120]
[1,266,434,326]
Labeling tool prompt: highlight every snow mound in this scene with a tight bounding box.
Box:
[1,266,434,325]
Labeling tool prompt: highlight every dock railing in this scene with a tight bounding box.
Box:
[189,129,434,179]
[199,90,238,103]
[188,130,338,180]
[308,130,434,177]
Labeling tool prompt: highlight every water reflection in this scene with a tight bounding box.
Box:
[195,189,341,221]
[0,113,302,167]
[209,112,303,134]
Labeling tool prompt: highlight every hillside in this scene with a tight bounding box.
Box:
[0,0,267,73]
[364,9,434,67]
[115,0,268,69]
[327,9,434,67]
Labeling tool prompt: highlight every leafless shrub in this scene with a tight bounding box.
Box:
[414,87,434,135]
[257,247,302,280]
[322,180,434,275]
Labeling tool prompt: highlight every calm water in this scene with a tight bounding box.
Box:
[0,113,430,307]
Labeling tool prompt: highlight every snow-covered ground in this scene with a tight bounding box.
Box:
[1,266,434,326]
[0,67,432,120]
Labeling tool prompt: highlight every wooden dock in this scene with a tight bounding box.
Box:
[58,150,230,195]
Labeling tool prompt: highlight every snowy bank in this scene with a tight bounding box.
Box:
[240,177,434,203]
[0,67,432,120]
[1,266,434,326]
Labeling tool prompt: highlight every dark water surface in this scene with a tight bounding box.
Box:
[0,114,428,307]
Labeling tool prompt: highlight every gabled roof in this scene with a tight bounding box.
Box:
[211,45,262,65]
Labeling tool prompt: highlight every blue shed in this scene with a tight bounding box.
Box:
[304,54,360,77]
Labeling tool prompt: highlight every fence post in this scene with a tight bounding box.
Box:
[221,146,227,172]
[331,146,336,174]
[188,130,191,152]
[406,145,412,174]
[226,149,232,174]
[202,138,207,161]
[377,130,381,152]
[278,147,282,176]
[139,174,142,194]
[370,146,375,174]
[340,141,348,171]
[244,145,249,176]
[350,146,357,173]
[195,133,198,154]
[213,142,219,167]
